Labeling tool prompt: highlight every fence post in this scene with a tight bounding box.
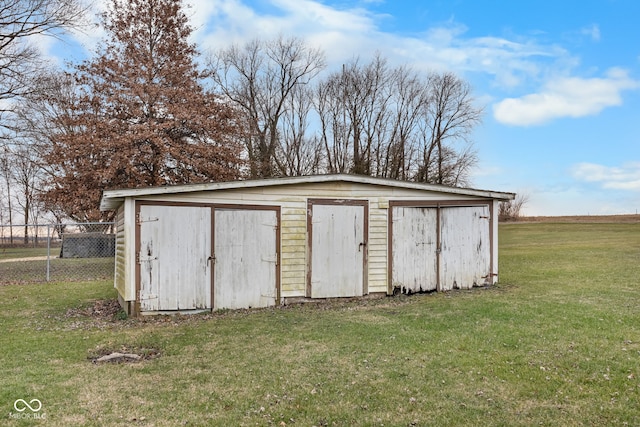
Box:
[46,224,51,282]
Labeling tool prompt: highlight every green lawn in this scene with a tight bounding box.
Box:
[0,256,114,284]
[1,222,639,426]
[0,245,113,283]
[0,246,51,260]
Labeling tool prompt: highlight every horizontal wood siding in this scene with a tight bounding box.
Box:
[114,204,126,298]
[280,206,307,295]
[368,204,388,293]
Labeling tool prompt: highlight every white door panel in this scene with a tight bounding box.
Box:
[311,204,365,298]
[138,205,211,311]
[214,209,278,310]
[391,207,438,293]
[440,206,490,290]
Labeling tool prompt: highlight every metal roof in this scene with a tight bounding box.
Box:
[99,173,515,211]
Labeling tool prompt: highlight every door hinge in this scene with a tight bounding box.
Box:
[137,252,158,264]
[136,213,159,225]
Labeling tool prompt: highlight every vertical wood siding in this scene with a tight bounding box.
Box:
[391,207,438,293]
[440,205,491,290]
[390,204,492,293]
[310,203,365,298]
[138,205,212,311]
[213,209,278,309]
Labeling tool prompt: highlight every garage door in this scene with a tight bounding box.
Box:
[391,204,491,293]
[309,201,367,298]
[138,204,212,311]
[213,208,279,310]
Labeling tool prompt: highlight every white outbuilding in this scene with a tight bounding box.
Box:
[99,174,514,316]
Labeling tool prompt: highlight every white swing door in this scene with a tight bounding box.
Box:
[213,208,279,310]
[439,205,491,290]
[310,202,367,298]
[138,204,212,312]
[391,206,438,293]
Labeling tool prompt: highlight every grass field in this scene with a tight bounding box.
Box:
[1,222,639,426]
[0,245,114,284]
[0,246,51,260]
[0,257,114,284]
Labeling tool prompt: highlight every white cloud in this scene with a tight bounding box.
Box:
[194,0,386,63]
[54,0,634,132]
[580,24,601,42]
[52,0,580,95]
[65,2,108,54]
[32,32,59,64]
[392,24,567,88]
[571,162,640,191]
[492,68,640,126]
[190,0,572,87]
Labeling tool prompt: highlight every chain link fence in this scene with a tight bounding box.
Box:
[0,222,115,284]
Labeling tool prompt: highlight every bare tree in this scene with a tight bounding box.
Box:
[0,0,88,132]
[5,143,43,242]
[209,35,326,178]
[315,70,350,174]
[345,55,393,176]
[315,58,481,186]
[0,170,5,228]
[377,65,427,180]
[499,193,530,221]
[277,83,323,175]
[315,56,393,176]
[7,70,80,223]
[414,72,481,186]
[12,70,79,142]
[0,146,13,241]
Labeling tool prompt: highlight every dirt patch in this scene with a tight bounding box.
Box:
[62,286,506,330]
[88,345,161,364]
[65,299,122,319]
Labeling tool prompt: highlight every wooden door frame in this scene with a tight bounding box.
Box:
[211,204,281,309]
[387,200,494,295]
[134,201,281,315]
[306,198,369,298]
[134,200,214,316]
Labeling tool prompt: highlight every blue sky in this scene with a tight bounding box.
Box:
[48,0,640,215]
